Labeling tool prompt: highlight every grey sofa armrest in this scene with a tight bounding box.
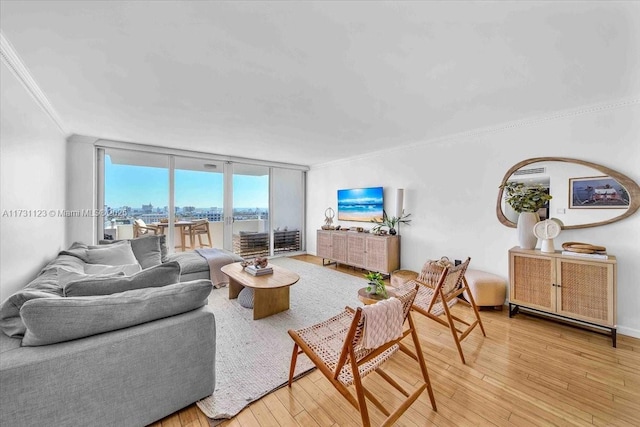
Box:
[0,306,215,427]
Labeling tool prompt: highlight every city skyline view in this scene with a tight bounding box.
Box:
[105,156,269,210]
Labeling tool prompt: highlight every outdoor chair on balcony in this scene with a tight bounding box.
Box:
[133,219,160,238]
[184,219,212,249]
[407,257,486,364]
[287,282,437,426]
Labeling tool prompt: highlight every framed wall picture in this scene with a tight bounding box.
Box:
[569,176,630,209]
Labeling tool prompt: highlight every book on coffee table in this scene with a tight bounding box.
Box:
[244,265,274,276]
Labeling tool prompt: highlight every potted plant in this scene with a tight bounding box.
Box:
[499,181,552,249]
[364,271,388,298]
[371,210,412,235]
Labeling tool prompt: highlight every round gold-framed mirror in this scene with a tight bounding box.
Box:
[496,157,640,229]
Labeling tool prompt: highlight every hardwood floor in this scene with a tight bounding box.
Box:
[151,255,640,427]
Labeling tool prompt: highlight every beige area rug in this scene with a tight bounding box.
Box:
[196,257,368,424]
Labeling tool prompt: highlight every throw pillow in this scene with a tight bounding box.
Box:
[98,235,166,268]
[83,263,142,276]
[64,261,181,297]
[21,280,213,346]
[86,241,138,266]
[57,241,90,262]
[0,269,62,338]
[58,268,126,287]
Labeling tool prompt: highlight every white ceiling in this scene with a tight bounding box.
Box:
[1,1,639,166]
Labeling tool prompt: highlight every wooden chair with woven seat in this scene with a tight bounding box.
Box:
[133,218,159,238]
[287,283,437,427]
[407,257,486,364]
[184,219,212,249]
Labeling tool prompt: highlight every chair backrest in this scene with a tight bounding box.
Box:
[426,258,471,301]
[191,219,209,230]
[417,257,470,295]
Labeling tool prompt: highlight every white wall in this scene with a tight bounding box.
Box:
[66,135,97,245]
[0,62,67,300]
[307,102,640,338]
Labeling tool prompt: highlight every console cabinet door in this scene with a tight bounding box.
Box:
[365,235,399,275]
[509,252,555,312]
[317,230,332,259]
[347,233,366,268]
[556,258,615,327]
[331,232,348,264]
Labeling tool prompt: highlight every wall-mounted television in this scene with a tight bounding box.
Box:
[337,187,384,222]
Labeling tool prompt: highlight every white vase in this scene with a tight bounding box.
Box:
[517,212,540,250]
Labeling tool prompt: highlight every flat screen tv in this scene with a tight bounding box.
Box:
[337,187,384,222]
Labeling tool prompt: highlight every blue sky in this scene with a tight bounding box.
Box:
[105,156,269,209]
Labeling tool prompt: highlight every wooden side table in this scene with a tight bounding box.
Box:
[357,287,396,305]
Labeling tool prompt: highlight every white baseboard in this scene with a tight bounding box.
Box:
[617,326,640,340]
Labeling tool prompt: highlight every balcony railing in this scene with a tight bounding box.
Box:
[104,219,301,256]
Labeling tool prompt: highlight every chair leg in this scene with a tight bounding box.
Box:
[442,298,466,364]
[462,278,487,336]
[350,356,371,427]
[288,343,299,386]
[407,313,437,411]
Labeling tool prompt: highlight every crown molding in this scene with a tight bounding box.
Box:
[0,31,67,135]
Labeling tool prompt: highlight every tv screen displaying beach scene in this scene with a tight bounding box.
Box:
[337,187,384,222]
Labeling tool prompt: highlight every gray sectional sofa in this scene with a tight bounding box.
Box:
[0,236,220,427]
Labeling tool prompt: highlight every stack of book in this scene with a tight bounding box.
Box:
[244,265,274,276]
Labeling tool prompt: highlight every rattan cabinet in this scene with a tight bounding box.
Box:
[508,247,617,346]
[317,230,400,275]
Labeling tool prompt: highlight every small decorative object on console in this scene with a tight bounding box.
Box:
[561,241,608,259]
[321,207,335,230]
[533,218,562,253]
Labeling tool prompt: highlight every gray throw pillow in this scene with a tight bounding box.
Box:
[58,268,126,286]
[87,241,138,266]
[0,269,62,338]
[83,263,142,276]
[99,235,166,268]
[21,280,213,346]
[64,261,181,297]
[57,242,90,262]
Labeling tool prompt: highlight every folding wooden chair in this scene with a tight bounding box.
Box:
[408,257,486,364]
[287,283,437,427]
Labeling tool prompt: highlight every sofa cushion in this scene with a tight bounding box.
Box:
[83,263,142,276]
[57,241,90,263]
[41,253,87,274]
[58,268,126,287]
[87,241,138,266]
[99,235,167,267]
[0,269,62,337]
[20,280,213,346]
[64,261,181,297]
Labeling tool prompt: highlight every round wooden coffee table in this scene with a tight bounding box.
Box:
[221,262,300,319]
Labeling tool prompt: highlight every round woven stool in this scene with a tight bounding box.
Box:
[391,269,419,288]
[463,269,507,310]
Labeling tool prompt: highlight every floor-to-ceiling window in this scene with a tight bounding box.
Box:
[98,144,306,256]
[102,148,169,242]
[230,164,270,257]
[174,157,225,250]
